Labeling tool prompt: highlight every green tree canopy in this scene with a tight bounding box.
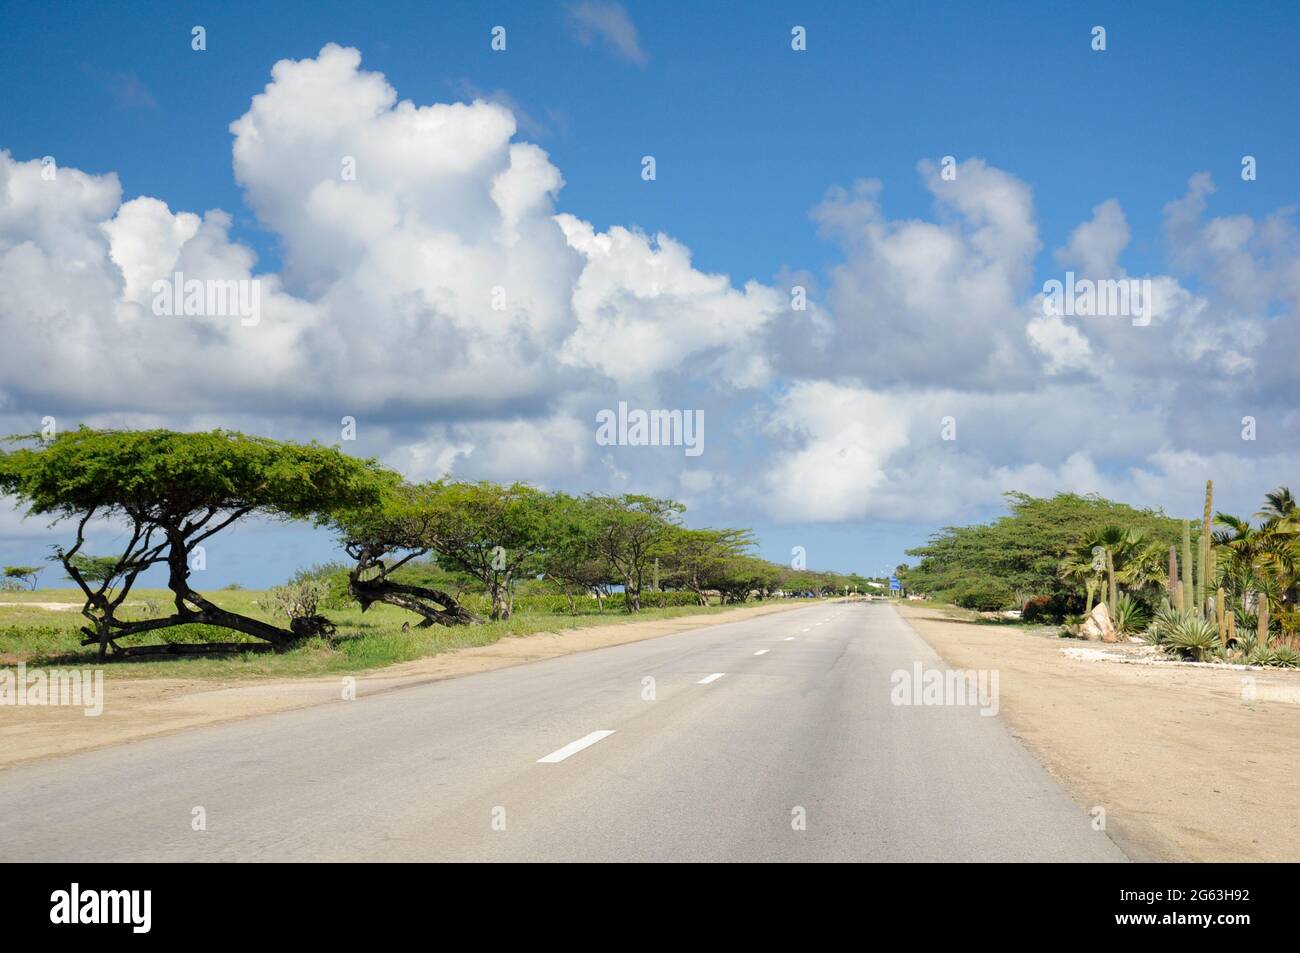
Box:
[425,481,560,620]
[0,428,389,656]
[660,527,756,605]
[333,480,480,626]
[588,494,685,611]
[3,564,42,591]
[904,492,1183,613]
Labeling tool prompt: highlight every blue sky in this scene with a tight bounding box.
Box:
[1,1,1298,586]
[6,0,1297,282]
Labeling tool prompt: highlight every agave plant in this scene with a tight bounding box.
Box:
[1270,645,1300,668]
[1162,613,1221,662]
[1247,645,1277,667]
[1148,605,1193,645]
[1112,594,1150,636]
[1229,628,1259,656]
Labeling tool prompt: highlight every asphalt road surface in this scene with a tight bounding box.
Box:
[0,602,1127,861]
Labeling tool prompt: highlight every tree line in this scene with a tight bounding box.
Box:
[904,486,1300,659]
[0,428,863,660]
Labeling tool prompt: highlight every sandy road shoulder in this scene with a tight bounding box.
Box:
[897,603,1300,862]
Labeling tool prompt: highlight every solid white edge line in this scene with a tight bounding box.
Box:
[536,730,616,763]
[697,672,726,684]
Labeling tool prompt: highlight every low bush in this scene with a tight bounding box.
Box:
[950,579,1017,612]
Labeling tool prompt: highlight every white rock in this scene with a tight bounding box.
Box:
[1080,602,1118,642]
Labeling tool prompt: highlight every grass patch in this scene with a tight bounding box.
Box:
[0,588,819,679]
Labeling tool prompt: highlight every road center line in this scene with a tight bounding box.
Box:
[697,672,725,684]
[536,730,616,764]
[784,636,795,641]
[754,649,769,656]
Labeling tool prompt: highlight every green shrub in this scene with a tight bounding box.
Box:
[1270,645,1300,668]
[259,572,329,623]
[950,579,1017,612]
[1247,645,1276,666]
[1113,595,1150,636]
[1163,614,1220,661]
[312,563,355,610]
[0,623,79,655]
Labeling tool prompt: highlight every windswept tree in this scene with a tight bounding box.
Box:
[661,527,755,605]
[588,494,684,612]
[426,482,558,620]
[539,494,618,612]
[333,481,481,627]
[713,554,783,604]
[0,428,387,658]
[3,565,41,591]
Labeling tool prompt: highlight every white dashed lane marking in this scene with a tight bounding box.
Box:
[537,730,616,764]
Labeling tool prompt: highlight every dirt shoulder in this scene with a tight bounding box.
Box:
[0,600,814,771]
[898,603,1300,862]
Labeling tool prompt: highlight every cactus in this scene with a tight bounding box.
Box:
[1227,611,1236,648]
[1170,546,1180,605]
[1216,586,1226,649]
[1181,521,1194,616]
[1200,480,1214,615]
[1258,597,1270,649]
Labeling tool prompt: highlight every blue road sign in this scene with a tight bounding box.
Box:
[889,577,901,591]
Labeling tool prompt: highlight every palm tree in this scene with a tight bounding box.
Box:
[1215,513,1263,574]
[1058,546,1105,615]
[1219,494,1300,625]
[1258,487,1297,527]
[1062,525,1149,619]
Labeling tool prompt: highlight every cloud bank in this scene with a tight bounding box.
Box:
[2,43,1297,537]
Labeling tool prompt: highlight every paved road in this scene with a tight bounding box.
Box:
[0,603,1126,861]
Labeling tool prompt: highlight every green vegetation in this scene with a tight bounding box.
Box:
[0,428,387,658]
[0,586,760,679]
[1201,484,1300,664]
[2,565,41,591]
[904,481,1300,668]
[903,492,1182,613]
[0,427,864,669]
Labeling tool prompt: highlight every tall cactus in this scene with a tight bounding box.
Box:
[1258,598,1270,650]
[1200,480,1214,615]
[1181,521,1194,616]
[1216,587,1226,649]
[1168,546,1180,610]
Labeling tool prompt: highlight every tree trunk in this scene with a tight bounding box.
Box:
[1105,549,1118,623]
[349,575,480,627]
[115,642,277,658]
[489,583,510,621]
